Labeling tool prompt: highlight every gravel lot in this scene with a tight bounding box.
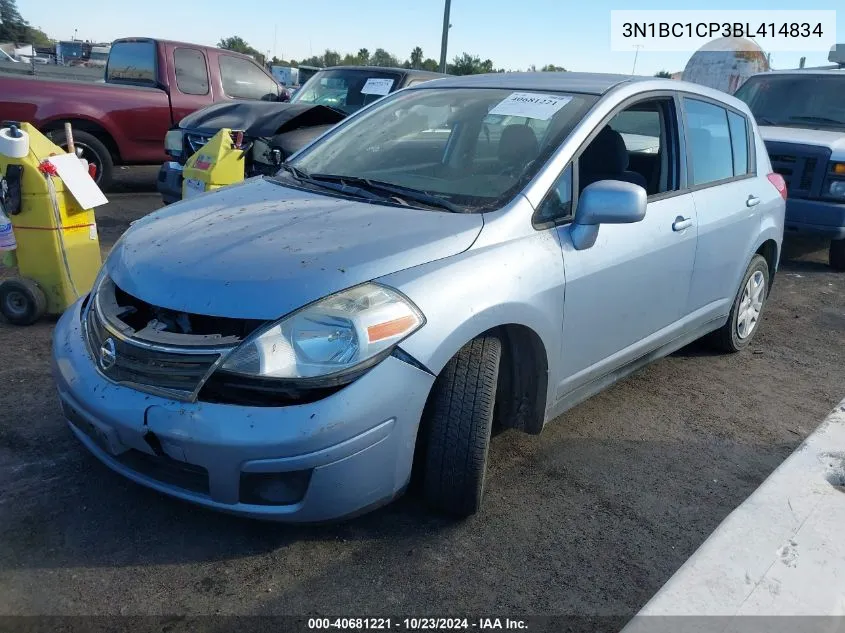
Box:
[1,167,843,622]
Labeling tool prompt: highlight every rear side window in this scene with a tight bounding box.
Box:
[219,55,279,100]
[727,111,750,176]
[683,98,734,186]
[174,48,208,95]
[106,41,156,84]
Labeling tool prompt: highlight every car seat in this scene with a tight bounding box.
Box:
[579,126,648,191]
[498,124,539,174]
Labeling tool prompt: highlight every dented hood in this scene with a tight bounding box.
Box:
[178,101,347,137]
[106,178,483,320]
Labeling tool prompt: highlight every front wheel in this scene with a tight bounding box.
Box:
[830,239,845,272]
[708,254,770,353]
[421,335,501,517]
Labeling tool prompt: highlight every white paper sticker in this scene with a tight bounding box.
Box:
[46,153,108,209]
[89,224,97,241]
[183,178,206,199]
[488,92,573,121]
[360,78,394,96]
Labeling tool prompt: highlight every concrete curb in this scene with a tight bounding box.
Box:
[623,398,845,628]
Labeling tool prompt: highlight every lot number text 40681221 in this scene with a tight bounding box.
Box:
[307,617,528,630]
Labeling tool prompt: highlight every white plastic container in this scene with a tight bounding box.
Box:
[0,204,16,251]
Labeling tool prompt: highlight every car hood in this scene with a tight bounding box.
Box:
[178,100,347,137]
[106,178,483,320]
[759,125,845,160]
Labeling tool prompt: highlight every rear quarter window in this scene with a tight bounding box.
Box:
[174,48,209,95]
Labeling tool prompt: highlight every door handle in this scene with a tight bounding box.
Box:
[672,216,693,232]
[746,195,760,207]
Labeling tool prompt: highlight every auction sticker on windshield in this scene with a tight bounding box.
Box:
[361,78,395,95]
[489,92,573,120]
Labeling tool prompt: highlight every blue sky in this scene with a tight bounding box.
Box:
[24,0,842,75]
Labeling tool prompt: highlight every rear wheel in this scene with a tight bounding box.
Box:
[0,278,47,326]
[422,336,501,517]
[830,239,845,272]
[708,254,770,353]
[48,129,114,191]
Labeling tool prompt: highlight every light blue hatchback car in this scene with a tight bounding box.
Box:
[52,73,786,521]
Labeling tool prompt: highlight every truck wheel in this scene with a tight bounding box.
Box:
[708,254,770,353]
[422,335,501,517]
[830,239,845,272]
[48,129,114,191]
[0,278,47,326]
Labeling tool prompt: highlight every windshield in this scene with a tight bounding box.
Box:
[284,87,598,212]
[290,69,403,114]
[734,74,845,130]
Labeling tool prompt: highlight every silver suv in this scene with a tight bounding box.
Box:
[52,73,786,521]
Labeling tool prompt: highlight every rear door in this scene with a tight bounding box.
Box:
[681,96,764,319]
[164,44,215,125]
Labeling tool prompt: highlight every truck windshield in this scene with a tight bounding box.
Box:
[734,74,845,130]
[291,69,403,114]
[282,87,597,212]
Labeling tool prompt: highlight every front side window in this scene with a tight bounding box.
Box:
[683,98,734,186]
[285,88,598,212]
[536,164,573,224]
[291,69,403,114]
[174,48,209,96]
[218,55,279,100]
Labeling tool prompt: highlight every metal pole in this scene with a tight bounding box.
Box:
[439,0,452,74]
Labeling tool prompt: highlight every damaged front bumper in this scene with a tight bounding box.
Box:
[51,299,435,521]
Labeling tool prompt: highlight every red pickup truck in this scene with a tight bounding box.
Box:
[0,38,284,190]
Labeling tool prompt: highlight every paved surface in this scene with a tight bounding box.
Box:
[1,167,843,619]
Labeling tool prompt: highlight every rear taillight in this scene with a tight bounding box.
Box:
[768,173,787,200]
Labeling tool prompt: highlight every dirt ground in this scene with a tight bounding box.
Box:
[1,167,843,623]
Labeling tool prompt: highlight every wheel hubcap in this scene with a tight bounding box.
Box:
[736,271,765,339]
[3,290,28,318]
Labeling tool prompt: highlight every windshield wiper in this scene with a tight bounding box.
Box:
[276,164,382,201]
[788,115,845,126]
[755,116,779,125]
[307,174,464,213]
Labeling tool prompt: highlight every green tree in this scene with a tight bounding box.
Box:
[449,53,490,76]
[370,48,399,67]
[341,53,358,66]
[0,0,28,41]
[654,70,672,78]
[323,49,341,67]
[421,58,439,72]
[410,46,423,69]
[541,64,566,72]
[217,35,264,64]
[357,48,370,65]
[299,55,324,68]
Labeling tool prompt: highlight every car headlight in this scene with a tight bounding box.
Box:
[826,179,845,199]
[219,283,424,383]
[164,129,184,158]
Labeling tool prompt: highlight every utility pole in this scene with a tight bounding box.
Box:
[439,0,452,74]
[631,45,642,75]
[273,25,277,61]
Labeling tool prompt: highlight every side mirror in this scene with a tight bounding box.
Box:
[570,180,647,250]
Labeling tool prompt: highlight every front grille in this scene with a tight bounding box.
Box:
[115,449,210,495]
[184,132,211,159]
[85,302,221,399]
[765,141,831,199]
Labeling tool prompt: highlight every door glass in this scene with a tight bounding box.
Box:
[219,55,279,100]
[537,165,573,223]
[727,111,749,176]
[683,99,734,186]
[174,48,209,96]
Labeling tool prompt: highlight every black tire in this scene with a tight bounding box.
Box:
[0,278,47,326]
[708,254,770,353]
[47,129,114,191]
[830,239,845,272]
[422,335,501,517]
